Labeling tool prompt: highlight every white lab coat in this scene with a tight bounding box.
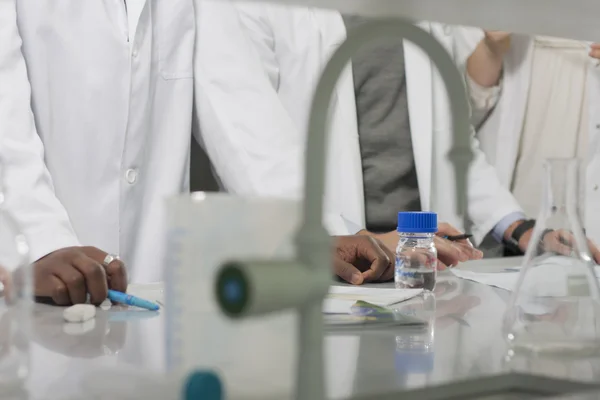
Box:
[462,32,600,244]
[233,4,523,243]
[2,0,196,283]
[2,0,352,283]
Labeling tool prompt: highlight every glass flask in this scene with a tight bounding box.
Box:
[0,172,32,393]
[503,158,600,356]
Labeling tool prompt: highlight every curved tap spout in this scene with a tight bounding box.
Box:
[296,20,474,398]
[215,18,476,400]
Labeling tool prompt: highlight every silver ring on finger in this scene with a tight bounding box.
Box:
[102,254,120,267]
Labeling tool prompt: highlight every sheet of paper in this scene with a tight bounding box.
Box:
[322,298,358,314]
[452,265,600,292]
[125,283,421,315]
[451,269,519,291]
[326,286,423,308]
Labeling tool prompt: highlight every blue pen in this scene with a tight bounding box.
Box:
[107,290,160,311]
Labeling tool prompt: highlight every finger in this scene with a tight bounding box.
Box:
[52,266,87,304]
[453,242,484,260]
[105,259,128,292]
[50,276,71,306]
[545,233,573,257]
[587,240,600,264]
[359,238,392,282]
[434,237,464,266]
[32,263,71,305]
[38,275,70,306]
[437,260,448,271]
[380,264,395,282]
[81,247,128,292]
[590,49,600,60]
[378,245,396,282]
[333,257,363,285]
[72,256,108,305]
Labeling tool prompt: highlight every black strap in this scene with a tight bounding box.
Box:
[504,219,536,256]
[511,219,536,243]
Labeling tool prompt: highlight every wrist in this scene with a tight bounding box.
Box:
[503,220,526,242]
[504,219,536,254]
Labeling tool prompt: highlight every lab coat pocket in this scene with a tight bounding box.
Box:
[155,0,194,79]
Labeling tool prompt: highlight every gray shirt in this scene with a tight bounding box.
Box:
[343,15,421,233]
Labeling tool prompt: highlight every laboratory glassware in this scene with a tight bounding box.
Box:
[503,158,600,356]
[395,212,438,291]
[0,170,32,392]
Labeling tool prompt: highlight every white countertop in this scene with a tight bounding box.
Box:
[8,257,600,399]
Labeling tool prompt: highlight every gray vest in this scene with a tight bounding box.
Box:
[343,15,421,233]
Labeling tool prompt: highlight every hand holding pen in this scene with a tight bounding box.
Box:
[435,223,483,269]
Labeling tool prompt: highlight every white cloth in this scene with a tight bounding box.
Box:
[511,36,590,217]
[467,31,600,244]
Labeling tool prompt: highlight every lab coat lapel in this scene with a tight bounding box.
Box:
[404,22,433,210]
[494,35,534,187]
[313,10,366,227]
[312,10,347,109]
[102,0,130,41]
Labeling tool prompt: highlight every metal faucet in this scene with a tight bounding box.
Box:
[215,18,473,400]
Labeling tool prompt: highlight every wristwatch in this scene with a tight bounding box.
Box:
[504,219,536,255]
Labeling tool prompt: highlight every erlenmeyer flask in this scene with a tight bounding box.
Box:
[503,158,600,356]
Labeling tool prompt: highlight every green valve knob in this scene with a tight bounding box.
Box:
[183,370,223,400]
[215,263,250,318]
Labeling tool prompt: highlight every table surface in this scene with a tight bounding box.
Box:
[10,257,600,399]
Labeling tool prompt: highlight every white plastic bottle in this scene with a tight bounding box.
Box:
[394,212,438,291]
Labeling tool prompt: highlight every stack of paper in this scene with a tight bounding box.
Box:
[323,286,423,314]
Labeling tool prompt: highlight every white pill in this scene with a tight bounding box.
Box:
[63,304,96,323]
[100,298,112,311]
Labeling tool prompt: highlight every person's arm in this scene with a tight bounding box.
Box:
[192,0,358,235]
[466,31,511,88]
[453,27,509,127]
[0,0,80,263]
[0,1,128,304]
[193,0,302,198]
[464,128,526,246]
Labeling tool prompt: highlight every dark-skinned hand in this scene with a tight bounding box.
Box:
[333,235,395,285]
[33,246,127,306]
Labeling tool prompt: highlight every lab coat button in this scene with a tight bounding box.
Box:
[594,185,599,191]
[132,48,139,58]
[125,169,138,184]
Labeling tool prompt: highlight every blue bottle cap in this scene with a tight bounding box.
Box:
[397,212,437,233]
[183,370,223,400]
